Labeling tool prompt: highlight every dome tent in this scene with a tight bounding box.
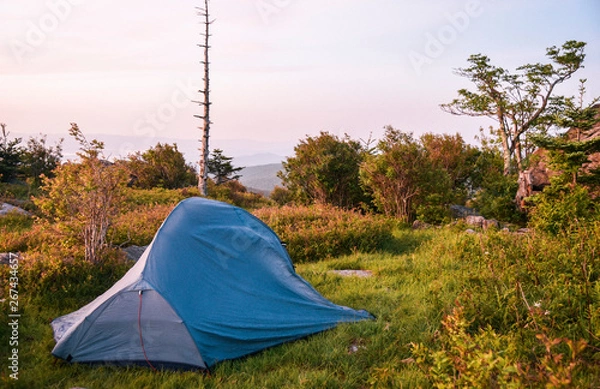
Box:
[51,197,373,370]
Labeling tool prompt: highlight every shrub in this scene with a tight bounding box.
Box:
[471,173,525,224]
[208,180,272,209]
[0,212,33,232]
[33,124,128,263]
[253,205,393,263]
[5,250,130,310]
[109,203,175,246]
[410,223,600,387]
[528,184,597,235]
[412,303,587,388]
[121,187,200,210]
[122,143,197,189]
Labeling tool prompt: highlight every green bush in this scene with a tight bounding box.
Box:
[529,184,597,235]
[415,193,451,225]
[410,223,600,387]
[471,173,525,224]
[0,212,33,232]
[253,205,394,263]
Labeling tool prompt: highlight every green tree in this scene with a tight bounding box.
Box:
[207,148,243,185]
[360,127,449,223]
[125,143,197,189]
[441,40,587,175]
[0,123,23,183]
[533,80,600,188]
[420,132,481,203]
[20,134,63,187]
[468,129,525,223]
[528,81,600,234]
[34,123,127,263]
[279,132,367,209]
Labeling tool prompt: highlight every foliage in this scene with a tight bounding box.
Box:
[412,303,587,388]
[207,148,244,185]
[33,124,128,263]
[20,134,63,187]
[253,204,393,262]
[270,185,294,206]
[3,211,600,387]
[360,127,450,223]
[410,224,600,388]
[412,303,523,388]
[0,123,23,183]
[472,171,525,223]
[528,184,597,235]
[441,40,588,175]
[123,142,197,189]
[207,179,272,209]
[421,132,481,203]
[279,131,368,209]
[14,251,131,310]
[121,187,200,210]
[533,80,600,190]
[108,203,176,247]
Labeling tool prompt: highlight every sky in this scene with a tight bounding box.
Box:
[1,0,599,161]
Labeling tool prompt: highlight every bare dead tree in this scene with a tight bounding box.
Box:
[195,0,214,195]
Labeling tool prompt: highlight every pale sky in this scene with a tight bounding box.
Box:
[1,0,599,159]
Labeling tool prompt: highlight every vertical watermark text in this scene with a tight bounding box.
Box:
[7,253,20,380]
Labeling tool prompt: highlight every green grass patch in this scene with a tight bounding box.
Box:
[2,209,600,387]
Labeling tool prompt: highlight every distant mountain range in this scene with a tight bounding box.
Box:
[238,163,283,195]
[14,132,292,167]
[14,132,288,195]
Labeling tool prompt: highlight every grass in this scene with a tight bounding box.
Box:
[1,228,447,388]
[2,221,599,387]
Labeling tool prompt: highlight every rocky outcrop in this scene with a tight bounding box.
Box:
[0,203,31,217]
[516,104,600,208]
[412,220,432,230]
[122,245,148,261]
[465,215,499,230]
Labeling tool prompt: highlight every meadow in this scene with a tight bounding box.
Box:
[1,192,600,388]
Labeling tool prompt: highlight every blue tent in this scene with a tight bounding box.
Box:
[51,198,373,369]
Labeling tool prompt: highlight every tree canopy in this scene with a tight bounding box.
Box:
[441,40,587,175]
[279,132,367,209]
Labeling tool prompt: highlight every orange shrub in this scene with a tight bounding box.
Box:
[253,205,393,263]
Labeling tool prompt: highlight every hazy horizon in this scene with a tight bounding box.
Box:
[2,0,599,157]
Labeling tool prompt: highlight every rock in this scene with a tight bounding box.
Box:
[0,203,31,217]
[465,229,477,234]
[516,228,531,234]
[0,252,21,265]
[122,245,148,261]
[412,220,431,229]
[465,215,486,228]
[329,270,373,278]
[483,219,500,230]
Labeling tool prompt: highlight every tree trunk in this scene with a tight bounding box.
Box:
[197,0,212,196]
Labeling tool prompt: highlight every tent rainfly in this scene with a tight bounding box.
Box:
[51,197,373,370]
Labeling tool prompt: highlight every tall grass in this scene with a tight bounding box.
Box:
[2,202,599,387]
[254,204,394,262]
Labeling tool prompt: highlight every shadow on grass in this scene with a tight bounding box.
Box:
[379,228,435,256]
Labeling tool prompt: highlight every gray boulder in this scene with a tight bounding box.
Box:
[0,203,31,217]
